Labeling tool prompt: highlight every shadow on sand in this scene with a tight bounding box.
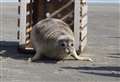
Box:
[108,52,120,59]
[61,66,120,77]
[109,53,120,56]
[0,41,61,64]
[0,41,32,60]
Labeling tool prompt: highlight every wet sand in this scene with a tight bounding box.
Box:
[0,3,120,82]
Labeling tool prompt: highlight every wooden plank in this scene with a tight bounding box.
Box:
[25,47,34,50]
[17,11,30,19]
[80,1,87,52]
[26,26,32,33]
[80,5,87,16]
[19,0,27,45]
[80,15,88,28]
[26,1,32,26]
[74,0,80,50]
[49,0,73,18]
[26,0,33,25]
[26,39,30,44]
[26,25,32,43]
[61,10,73,21]
[80,26,87,41]
[80,37,87,52]
[25,39,32,48]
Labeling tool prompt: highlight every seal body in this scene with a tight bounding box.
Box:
[31,18,74,61]
[30,18,92,62]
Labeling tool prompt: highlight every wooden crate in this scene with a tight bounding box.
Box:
[17,0,88,53]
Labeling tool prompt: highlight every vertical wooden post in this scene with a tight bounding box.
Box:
[18,0,31,47]
[79,0,88,52]
[19,0,27,46]
[25,0,33,49]
[74,0,80,51]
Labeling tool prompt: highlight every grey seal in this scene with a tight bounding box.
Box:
[28,18,92,62]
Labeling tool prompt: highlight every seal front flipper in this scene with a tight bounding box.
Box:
[28,50,43,62]
[71,49,93,61]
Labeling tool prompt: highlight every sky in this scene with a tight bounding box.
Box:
[0,0,119,3]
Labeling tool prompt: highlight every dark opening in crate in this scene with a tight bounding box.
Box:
[32,0,74,31]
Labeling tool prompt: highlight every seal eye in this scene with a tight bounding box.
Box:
[61,43,65,47]
[71,43,74,46]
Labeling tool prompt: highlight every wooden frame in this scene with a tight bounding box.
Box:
[17,0,88,53]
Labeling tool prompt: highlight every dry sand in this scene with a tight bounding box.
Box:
[0,3,18,41]
[0,3,120,82]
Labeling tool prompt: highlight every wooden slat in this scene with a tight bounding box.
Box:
[61,10,73,21]
[25,47,34,50]
[80,5,87,16]
[80,0,87,52]
[26,1,32,25]
[26,39,30,44]
[80,15,87,28]
[49,0,73,18]
[26,26,32,33]
[80,37,87,52]
[19,0,27,45]
[74,0,80,50]
[25,32,31,44]
[80,26,87,41]
[17,11,30,19]
[26,25,32,43]
[25,39,32,48]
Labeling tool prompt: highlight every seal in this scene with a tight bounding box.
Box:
[28,18,92,62]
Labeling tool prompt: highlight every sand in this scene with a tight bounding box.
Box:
[0,3,120,82]
[0,3,18,41]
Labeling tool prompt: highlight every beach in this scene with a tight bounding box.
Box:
[0,3,120,82]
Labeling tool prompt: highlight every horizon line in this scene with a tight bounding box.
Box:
[0,2,119,3]
[0,1,120,3]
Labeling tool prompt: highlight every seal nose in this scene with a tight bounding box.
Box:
[65,48,71,54]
